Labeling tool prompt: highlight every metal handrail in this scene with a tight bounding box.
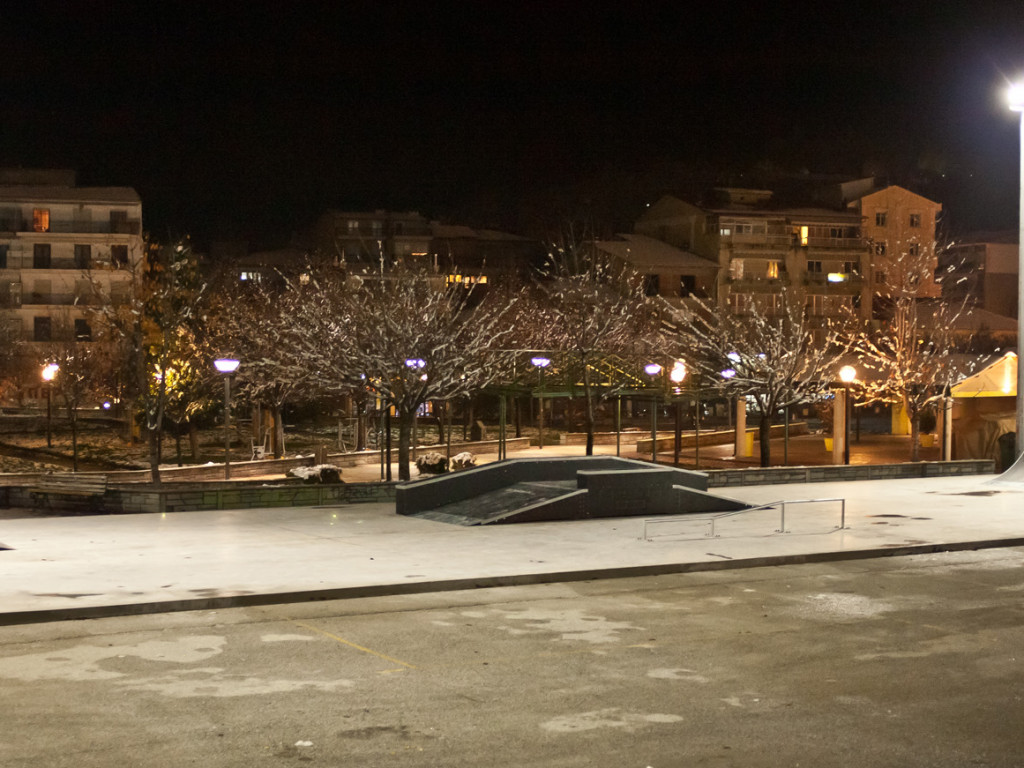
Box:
[642,497,846,542]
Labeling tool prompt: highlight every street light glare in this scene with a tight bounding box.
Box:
[41,363,59,381]
[1009,82,1024,112]
[530,356,551,368]
[669,360,687,383]
[839,365,857,383]
[214,358,240,373]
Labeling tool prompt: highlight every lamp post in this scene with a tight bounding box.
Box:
[1009,83,1024,459]
[669,360,687,466]
[531,356,551,449]
[41,363,59,448]
[839,365,857,466]
[214,359,239,480]
[645,363,663,462]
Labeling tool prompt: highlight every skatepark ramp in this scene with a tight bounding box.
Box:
[395,456,749,526]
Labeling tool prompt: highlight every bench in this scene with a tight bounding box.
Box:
[30,473,108,511]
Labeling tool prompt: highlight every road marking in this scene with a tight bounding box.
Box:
[292,621,418,670]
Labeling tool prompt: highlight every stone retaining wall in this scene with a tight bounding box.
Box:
[706,459,995,487]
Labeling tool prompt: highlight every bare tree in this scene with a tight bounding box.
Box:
[850,245,983,461]
[42,333,109,471]
[300,268,521,480]
[667,287,849,467]
[531,233,659,455]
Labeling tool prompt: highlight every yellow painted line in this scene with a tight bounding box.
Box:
[293,620,418,669]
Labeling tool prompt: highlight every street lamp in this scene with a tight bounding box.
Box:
[645,363,663,462]
[839,365,857,466]
[214,358,240,480]
[669,361,687,465]
[1009,82,1024,458]
[531,356,551,449]
[41,363,59,448]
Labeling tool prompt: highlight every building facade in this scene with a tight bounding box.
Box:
[635,190,870,324]
[0,171,143,351]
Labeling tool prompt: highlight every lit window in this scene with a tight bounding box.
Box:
[347,220,359,233]
[33,209,50,232]
[720,226,732,237]
[800,226,809,246]
[767,261,779,279]
[875,212,887,226]
[730,259,744,280]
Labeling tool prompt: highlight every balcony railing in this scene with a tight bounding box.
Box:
[802,236,864,249]
[23,292,101,306]
[0,220,141,235]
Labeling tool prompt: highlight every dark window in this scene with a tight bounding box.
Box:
[0,244,7,269]
[33,243,51,268]
[807,260,822,273]
[875,242,887,256]
[679,275,696,297]
[111,245,128,267]
[74,244,91,269]
[909,213,921,227]
[110,210,129,233]
[642,274,660,296]
[74,318,91,341]
[875,212,887,226]
[33,316,51,341]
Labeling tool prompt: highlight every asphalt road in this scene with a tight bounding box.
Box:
[1,549,1023,767]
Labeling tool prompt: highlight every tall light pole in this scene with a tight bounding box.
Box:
[1010,83,1024,459]
[41,363,59,448]
[214,359,240,480]
[531,356,551,449]
[839,365,857,466]
[645,362,663,462]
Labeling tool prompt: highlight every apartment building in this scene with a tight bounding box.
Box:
[0,170,143,349]
[847,184,942,302]
[635,189,869,323]
[936,231,1018,318]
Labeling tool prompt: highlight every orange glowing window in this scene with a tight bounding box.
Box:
[33,208,50,232]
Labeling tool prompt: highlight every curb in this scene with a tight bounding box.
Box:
[4,537,1024,627]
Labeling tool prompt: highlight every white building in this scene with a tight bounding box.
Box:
[0,170,143,348]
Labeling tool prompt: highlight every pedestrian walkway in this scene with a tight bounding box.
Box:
[1,468,1022,625]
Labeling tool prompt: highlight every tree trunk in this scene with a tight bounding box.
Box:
[356,405,367,452]
[272,404,285,458]
[758,411,772,467]
[71,413,79,472]
[397,409,415,481]
[188,420,200,462]
[147,425,161,484]
[910,412,921,462]
[582,367,595,456]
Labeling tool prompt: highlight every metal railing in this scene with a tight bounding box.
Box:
[642,497,846,542]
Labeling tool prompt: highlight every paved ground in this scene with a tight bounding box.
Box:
[1,551,1022,767]
[2,463,1023,624]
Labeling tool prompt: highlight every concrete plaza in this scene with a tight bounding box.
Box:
[1,454,1023,623]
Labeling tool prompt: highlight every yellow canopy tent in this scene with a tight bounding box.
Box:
[950,352,1016,469]
[951,352,1017,398]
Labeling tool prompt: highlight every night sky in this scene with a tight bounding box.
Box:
[3,1,1024,249]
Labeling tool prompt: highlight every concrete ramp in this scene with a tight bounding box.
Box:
[990,447,1024,485]
[396,456,748,526]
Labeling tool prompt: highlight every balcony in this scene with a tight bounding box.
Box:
[23,292,101,307]
[802,236,864,249]
[0,220,142,235]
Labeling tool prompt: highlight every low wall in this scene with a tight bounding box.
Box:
[6,479,396,515]
[635,423,809,454]
[706,459,995,487]
[93,437,531,484]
